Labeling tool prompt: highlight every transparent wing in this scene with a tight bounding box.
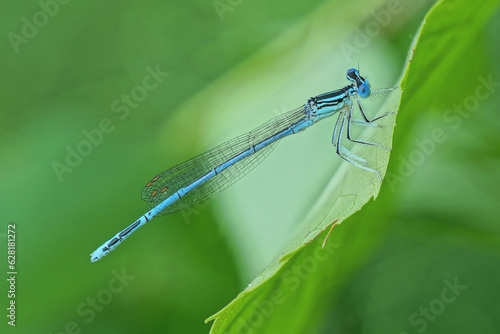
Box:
[142,106,306,215]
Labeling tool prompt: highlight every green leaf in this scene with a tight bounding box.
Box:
[205,0,500,333]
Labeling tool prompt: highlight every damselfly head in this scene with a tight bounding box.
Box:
[346,68,371,99]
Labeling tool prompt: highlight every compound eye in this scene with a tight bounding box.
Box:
[358,83,370,98]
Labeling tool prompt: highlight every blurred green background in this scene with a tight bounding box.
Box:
[1,0,500,333]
